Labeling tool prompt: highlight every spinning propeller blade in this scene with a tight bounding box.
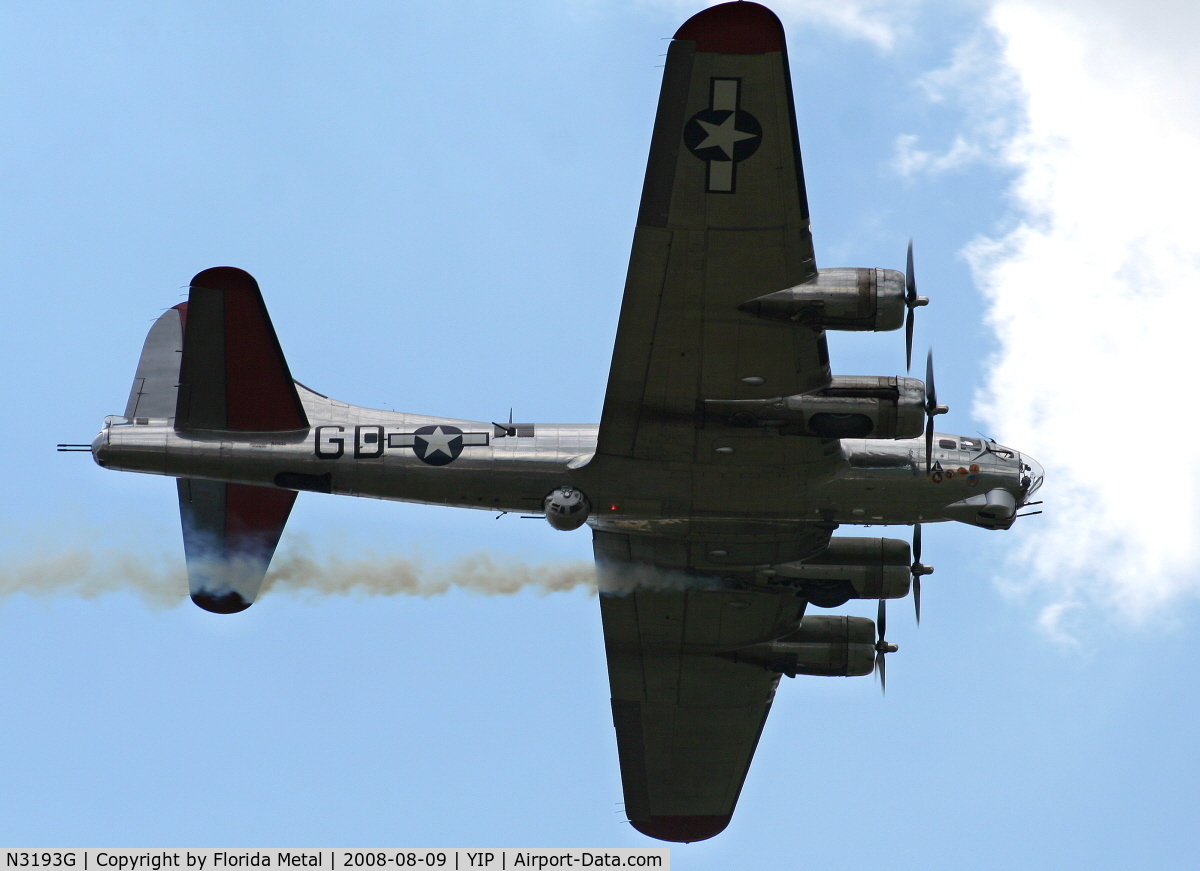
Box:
[913,523,922,624]
[910,523,934,624]
[875,599,887,692]
[874,599,898,693]
[904,241,928,371]
[923,349,948,473]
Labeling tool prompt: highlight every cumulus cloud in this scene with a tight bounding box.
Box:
[963,0,1200,632]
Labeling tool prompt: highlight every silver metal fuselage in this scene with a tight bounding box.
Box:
[93,385,1040,531]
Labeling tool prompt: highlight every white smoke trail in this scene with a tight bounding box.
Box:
[0,548,185,608]
[261,546,596,598]
[0,541,597,607]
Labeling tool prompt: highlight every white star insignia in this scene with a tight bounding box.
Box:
[417,426,458,459]
[695,113,758,159]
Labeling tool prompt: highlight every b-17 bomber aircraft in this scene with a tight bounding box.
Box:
[79,1,1043,844]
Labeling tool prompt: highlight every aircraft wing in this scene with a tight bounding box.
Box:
[595,1,824,465]
[593,3,831,842]
[596,528,806,843]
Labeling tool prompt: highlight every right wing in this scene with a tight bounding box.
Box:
[596,528,807,843]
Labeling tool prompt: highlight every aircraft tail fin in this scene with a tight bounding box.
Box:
[124,304,187,421]
[175,266,309,432]
[177,478,296,613]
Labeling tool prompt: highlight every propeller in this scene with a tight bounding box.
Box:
[874,599,898,692]
[904,241,929,371]
[910,522,934,624]
[923,349,949,473]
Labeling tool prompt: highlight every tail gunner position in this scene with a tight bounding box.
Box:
[83,1,1043,844]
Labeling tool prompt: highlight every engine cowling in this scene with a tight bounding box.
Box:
[729,615,876,677]
[706,376,925,439]
[738,268,905,331]
[544,486,591,531]
[764,537,911,607]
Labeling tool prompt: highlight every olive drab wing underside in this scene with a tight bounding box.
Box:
[595,0,823,467]
[594,2,827,843]
[596,529,808,843]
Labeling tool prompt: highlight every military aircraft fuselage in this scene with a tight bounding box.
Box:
[94,383,1040,532]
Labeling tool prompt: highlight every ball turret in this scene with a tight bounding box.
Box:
[544,487,591,531]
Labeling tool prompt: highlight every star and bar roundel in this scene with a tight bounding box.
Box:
[683,78,762,193]
[389,425,489,466]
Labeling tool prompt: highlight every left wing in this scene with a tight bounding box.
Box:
[595,0,825,466]
[591,3,839,841]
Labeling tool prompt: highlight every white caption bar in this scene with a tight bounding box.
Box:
[0,851,668,871]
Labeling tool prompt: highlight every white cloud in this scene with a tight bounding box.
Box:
[893,132,982,176]
[891,27,1021,177]
[966,0,1200,631]
[769,0,908,49]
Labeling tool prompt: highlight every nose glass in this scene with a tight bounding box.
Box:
[1020,454,1044,497]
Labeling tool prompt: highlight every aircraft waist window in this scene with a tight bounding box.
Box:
[938,438,958,449]
[960,437,982,451]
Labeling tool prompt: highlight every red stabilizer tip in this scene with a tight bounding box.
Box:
[171,301,189,331]
[191,591,251,614]
[190,265,257,292]
[631,815,731,843]
[674,2,783,54]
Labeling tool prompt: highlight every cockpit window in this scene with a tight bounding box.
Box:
[938,438,957,449]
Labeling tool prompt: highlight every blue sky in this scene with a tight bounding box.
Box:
[2,1,1198,867]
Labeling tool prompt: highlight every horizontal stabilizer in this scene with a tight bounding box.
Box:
[175,266,308,432]
[125,304,186,420]
[177,478,297,613]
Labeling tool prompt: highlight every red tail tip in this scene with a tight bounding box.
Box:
[630,814,731,842]
[674,2,784,54]
[190,266,259,292]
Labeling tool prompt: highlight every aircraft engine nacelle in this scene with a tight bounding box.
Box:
[706,376,925,439]
[544,486,591,531]
[765,537,911,607]
[728,615,876,678]
[738,268,905,331]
